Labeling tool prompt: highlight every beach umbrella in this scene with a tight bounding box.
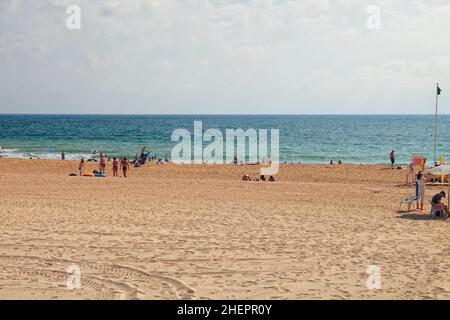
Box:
[423,165,450,208]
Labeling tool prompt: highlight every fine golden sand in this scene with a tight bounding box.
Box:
[0,158,449,300]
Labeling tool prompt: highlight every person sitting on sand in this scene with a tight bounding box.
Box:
[260,175,266,181]
[120,157,130,177]
[431,191,450,216]
[99,154,107,174]
[268,176,275,182]
[78,159,85,176]
[112,157,119,177]
[242,174,251,181]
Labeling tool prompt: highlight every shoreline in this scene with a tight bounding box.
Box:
[0,156,408,167]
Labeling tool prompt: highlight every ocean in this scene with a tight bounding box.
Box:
[0,114,448,164]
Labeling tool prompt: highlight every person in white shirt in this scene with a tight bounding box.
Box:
[416,171,427,210]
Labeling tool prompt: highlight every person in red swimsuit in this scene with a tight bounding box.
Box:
[120,157,130,178]
[99,154,107,174]
[112,157,119,177]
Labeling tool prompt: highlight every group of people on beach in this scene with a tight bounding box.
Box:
[242,174,275,182]
[75,146,171,177]
[393,148,449,217]
[414,170,449,217]
[78,154,130,177]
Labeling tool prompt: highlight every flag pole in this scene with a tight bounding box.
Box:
[434,82,439,166]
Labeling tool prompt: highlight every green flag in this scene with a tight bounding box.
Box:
[437,85,442,95]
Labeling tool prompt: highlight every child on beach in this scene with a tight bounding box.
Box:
[78,159,85,176]
[112,157,119,177]
[121,157,130,177]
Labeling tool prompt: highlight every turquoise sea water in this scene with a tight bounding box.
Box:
[0,114,449,164]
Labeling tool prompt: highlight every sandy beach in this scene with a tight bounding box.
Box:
[0,158,449,300]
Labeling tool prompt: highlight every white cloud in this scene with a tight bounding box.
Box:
[0,0,449,113]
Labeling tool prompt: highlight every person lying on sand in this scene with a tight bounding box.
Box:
[431,191,450,216]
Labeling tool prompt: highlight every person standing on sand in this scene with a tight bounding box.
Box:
[61,151,65,160]
[78,159,85,176]
[99,154,107,174]
[112,157,119,177]
[121,157,130,177]
[408,163,414,185]
[390,150,395,167]
[140,146,147,158]
[416,171,426,210]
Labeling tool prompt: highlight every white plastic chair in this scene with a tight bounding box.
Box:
[399,195,417,212]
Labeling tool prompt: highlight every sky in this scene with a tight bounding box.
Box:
[0,0,449,114]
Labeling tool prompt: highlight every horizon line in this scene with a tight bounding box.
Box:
[1,113,450,116]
